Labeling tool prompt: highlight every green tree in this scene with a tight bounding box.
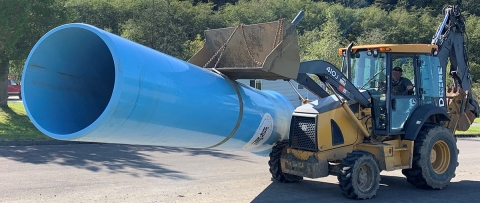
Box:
[66,0,138,35]
[218,0,332,35]
[382,7,437,44]
[0,0,30,105]
[194,0,238,10]
[218,0,277,26]
[464,15,480,82]
[0,0,72,106]
[120,0,215,59]
[349,6,388,44]
[355,28,386,45]
[460,0,480,16]
[320,0,374,8]
[374,0,398,11]
[300,10,344,67]
[67,0,119,34]
[182,34,204,60]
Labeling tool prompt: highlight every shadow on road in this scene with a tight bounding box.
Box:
[251,175,480,203]
[0,143,250,179]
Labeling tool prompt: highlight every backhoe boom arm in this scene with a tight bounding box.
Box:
[296,60,371,108]
[432,5,479,130]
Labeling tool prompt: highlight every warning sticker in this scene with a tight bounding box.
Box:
[243,113,274,150]
[340,77,347,86]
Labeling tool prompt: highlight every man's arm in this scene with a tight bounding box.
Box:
[404,78,414,94]
[405,79,413,90]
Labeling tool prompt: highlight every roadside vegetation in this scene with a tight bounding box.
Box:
[2,0,480,140]
[0,103,50,141]
[455,118,480,135]
[0,102,478,141]
[3,0,480,99]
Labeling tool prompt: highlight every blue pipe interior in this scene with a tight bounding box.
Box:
[23,27,115,135]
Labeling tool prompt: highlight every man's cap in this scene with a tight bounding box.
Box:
[393,67,403,72]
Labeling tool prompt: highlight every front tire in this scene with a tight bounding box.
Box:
[402,126,458,189]
[268,140,302,183]
[338,150,381,199]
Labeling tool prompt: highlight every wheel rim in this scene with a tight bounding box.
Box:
[431,140,450,174]
[357,163,374,192]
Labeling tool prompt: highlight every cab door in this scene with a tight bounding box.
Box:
[389,54,419,133]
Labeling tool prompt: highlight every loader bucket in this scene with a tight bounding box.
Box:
[188,19,300,80]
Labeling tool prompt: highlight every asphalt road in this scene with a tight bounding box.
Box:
[1,138,480,203]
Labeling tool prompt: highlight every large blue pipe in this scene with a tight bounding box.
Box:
[21,23,294,155]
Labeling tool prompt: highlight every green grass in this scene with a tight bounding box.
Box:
[454,118,480,135]
[0,102,478,140]
[455,126,480,135]
[0,103,51,141]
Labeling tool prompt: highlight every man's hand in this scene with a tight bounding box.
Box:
[406,85,414,95]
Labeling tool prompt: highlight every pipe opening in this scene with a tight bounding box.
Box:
[23,27,115,136]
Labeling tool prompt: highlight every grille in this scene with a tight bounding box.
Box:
[291,116,317,151]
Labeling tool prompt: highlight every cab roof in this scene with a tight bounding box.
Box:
[338,44,438,54]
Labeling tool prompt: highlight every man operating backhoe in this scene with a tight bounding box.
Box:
[391,66,413,95]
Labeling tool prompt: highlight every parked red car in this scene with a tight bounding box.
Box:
[8,78,21,99]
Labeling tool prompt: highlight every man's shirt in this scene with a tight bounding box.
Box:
[391,77,413,95]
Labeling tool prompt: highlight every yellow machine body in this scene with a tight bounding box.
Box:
[280,101,414,179]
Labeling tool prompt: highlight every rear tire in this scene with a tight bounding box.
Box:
[402,126,458,189]
[268,140,302,183]
[18,92,22,100]
[338,150,381,199]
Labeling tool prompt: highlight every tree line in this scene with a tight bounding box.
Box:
[1,0,480,105]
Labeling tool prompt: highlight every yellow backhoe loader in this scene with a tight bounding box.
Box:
[189,5,479,199]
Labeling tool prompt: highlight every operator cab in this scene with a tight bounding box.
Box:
[339,44,445,136]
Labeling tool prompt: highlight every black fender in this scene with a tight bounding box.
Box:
[404,104,450,140]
